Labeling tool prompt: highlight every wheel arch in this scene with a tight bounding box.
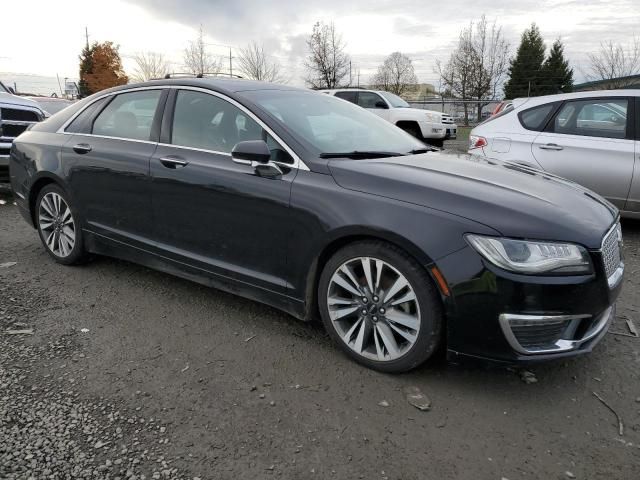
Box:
[28,173,67,228]
[395,120,421,134]
[303,227,438,321]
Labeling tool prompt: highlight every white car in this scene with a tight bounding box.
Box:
[0,81,47,182]
[469,90,640,218]
[322,89,456,147]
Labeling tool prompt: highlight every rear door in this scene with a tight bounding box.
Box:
[62,88,166,242]
[532,97,635,209]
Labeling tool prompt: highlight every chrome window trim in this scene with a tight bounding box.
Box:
[56,85,310,171]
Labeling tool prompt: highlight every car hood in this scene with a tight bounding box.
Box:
[396,107,443,120]
[0,92,42,110]
[328,152,617,249]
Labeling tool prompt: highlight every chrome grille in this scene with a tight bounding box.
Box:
[0,105,42,158]
[441,115,455,125]
[601,223,622,279]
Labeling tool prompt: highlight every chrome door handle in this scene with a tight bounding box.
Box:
[159,157,189,168]
[73,143,92,154]
[539,143,563,151]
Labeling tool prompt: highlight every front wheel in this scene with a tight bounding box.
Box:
[36,184,87,265]
[318,241,443,373]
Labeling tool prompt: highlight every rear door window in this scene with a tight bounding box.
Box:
[552,98,628,139]
[65,97,109,134]
[92,90,162,141]
[334,91,358,104]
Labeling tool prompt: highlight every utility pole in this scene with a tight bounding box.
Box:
[349,60,352,86]
[357,69,360,88]
[85,26,89,49]
[229,47,232,77]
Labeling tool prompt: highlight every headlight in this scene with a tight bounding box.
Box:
[425,112,441,123]
[466,234,593,274]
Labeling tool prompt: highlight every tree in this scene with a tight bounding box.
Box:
[131,51,170,82]
[371,52,418,96]
[586,37,640,88]
[541,39,573,94]
[436,27,478,124]
[304,21,350,89]
[183,26,221,75]
[237,42,287,83]
[436,16,509,124]
[78,41,128,98]
[504,24,546,98]
[468,15,510,121]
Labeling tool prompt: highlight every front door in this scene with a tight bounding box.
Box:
[149,89,297,292]
[532,97,635,210]
[357,91,391,121]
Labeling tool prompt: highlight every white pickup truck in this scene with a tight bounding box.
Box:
[0,81,46,182]
[321,88,456,147]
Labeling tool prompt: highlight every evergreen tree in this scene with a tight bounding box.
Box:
[78,41,128,98]
[504,24,546,98]
[541,39,573,94]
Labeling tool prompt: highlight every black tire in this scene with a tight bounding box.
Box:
[35,184,88,265]
[318,240,443,373]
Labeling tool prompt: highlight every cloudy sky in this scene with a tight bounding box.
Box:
[2,0,638,89]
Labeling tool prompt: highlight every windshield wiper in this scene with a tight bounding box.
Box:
[319,151,405,159]
[408,147,436,154]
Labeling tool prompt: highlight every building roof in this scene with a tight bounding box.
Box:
[573,74,640,91]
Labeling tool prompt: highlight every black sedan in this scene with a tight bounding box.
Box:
[9,78,624,372]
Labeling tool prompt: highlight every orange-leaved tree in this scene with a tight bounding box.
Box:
[78,41,128,98]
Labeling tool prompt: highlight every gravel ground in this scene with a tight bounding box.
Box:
[1,185,639,479]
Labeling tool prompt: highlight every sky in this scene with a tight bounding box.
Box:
[1,0,638,93]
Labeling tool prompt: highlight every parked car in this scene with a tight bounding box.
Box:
[490,100,513,117]
[28,97,75,115]
[321,88,456,147]
[469,90,640,218]
[0,81,46,182]
[10,78,623,372]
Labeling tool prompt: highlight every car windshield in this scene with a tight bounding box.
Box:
[243,90,424,156]
[379,91,410,108]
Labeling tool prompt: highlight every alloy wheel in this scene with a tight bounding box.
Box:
[326,256,421,361]
[38,192,76,258]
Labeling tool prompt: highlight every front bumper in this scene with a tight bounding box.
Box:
[418,121,448,139]
[436,243,622,364]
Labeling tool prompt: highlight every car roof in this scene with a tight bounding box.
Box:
[321,88,382,94]
[513,89,640,109]
[95,77,308,98]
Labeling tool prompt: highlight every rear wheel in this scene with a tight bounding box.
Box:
[318,241,443,373]
[36,184,87,265]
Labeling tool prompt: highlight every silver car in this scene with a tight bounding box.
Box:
[469,90,640,218]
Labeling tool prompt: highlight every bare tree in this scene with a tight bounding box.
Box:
[304,21,350,89]
[436,16,509,124]
[237,42,287,83]
[131,51,170,82]
[469,15,509,120]
[586,37,640,88]
[436,27,477,125]
[183,26,221,75]
[371,52,418,96]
